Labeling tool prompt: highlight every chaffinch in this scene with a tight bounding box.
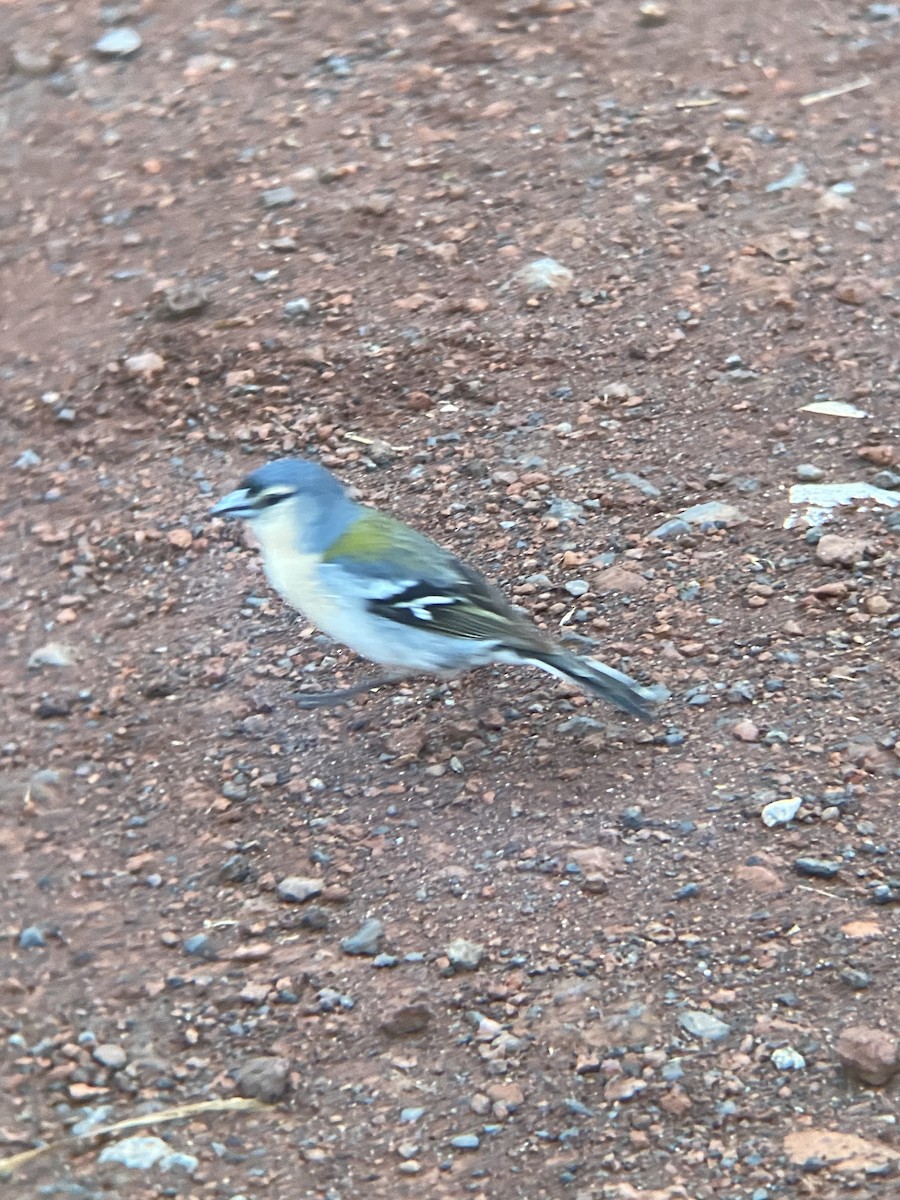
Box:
[211,457,658,715]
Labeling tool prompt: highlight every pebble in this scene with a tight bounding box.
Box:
[678,1010,732,1041]
[872,469,900,490]
[795,463,825,482]
[94,28,142,57]
[449,1134,480,1150]
[511,257,574,293]
[401,1107,425,1123]
[340,918,384,956]
[283,297,311,318]
[682,500,747,527]
[771,1047,806,1070]
[648,517,692,540]
[233,1055,291,1102]
[28,642,76,668]
[372,953,398,968]
[815,534,872,567]
[794,857,840,879]
[732,718,760,743]
[611,471,661,499]
[380,1003,433,1037]
[836,1025,900,1086]
[12,44,58,76]
[19,925,46,949]
[445,938,484,971]
[564,579,589,598]
[92,1043,127,1070]
[840,968,871,990]
[276,876,324,903]
[182,933,218,959]
[97,1132,195,1171]
[300,905,330,930]
[221,781,248,801]
[761,796,802,827]
[98,1135,168,1170]
[123,351,165,377]
[260,187,297,209]
[161,283,209,318]
[317,987,354,1013]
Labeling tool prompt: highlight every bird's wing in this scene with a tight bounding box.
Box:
[322,510,550,648]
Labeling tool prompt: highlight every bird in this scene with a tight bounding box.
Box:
[210,457,658,717]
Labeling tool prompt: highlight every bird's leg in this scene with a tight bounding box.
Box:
[289,675,401,709]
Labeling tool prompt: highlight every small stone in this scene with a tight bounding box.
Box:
[28,642,76,669]
[317,987,354,1013]
[260,186,297,209]
[865,594,890,615]
[794,857,840,880]
[761,796,802,827]
[648,518,692,540]
[161,283,209,319]
[564,579,590,597]
[840,968,871,990]
[98,1136,168,1170]
[857,444,896,467]
[638,2,669,25]
[732,718,760,743]
[678,500,747,527]
[36,696,72,719]
[795,463,825,482]
[340,918,384,956]
[511,257,574,293]
[834,279,870,306]
[872,469,900,490]
[283,297,311,318]
[233,1055,291,1102]
[94,28,142,57]
[218,854,256,884]
[771,1047,806,1071]
[816,534,872,567]
[160,1151,198,1174]
[359,191,395,216]
[678,1010,732,1041]
[182,933,218,959]
[401,1106,425,1123]
[300,905,329,930]
[836,1025,900,1086]
[445,938,484,971]
[380,1003,433,1038]
[92,1044,127,1070]
[276,877,324,903]
[123,350,165,377]
[12,43,60,76]
[449,1134,480,1150]
[19,926,46,949]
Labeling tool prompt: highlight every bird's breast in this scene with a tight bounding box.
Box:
[260,537,337,629]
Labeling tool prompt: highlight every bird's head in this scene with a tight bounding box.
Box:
[211,458,355,551]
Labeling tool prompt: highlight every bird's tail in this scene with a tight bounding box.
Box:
[508,648,657,718]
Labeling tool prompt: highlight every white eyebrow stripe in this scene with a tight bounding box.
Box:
[392,595,458,609]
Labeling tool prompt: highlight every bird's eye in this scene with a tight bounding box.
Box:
[256,490,290,509]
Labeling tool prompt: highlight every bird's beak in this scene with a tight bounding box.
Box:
[210,488,254,518]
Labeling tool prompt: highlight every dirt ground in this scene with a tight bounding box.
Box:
[2,1,899,1197]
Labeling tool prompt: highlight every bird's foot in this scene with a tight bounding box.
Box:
[289,676,398,709]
